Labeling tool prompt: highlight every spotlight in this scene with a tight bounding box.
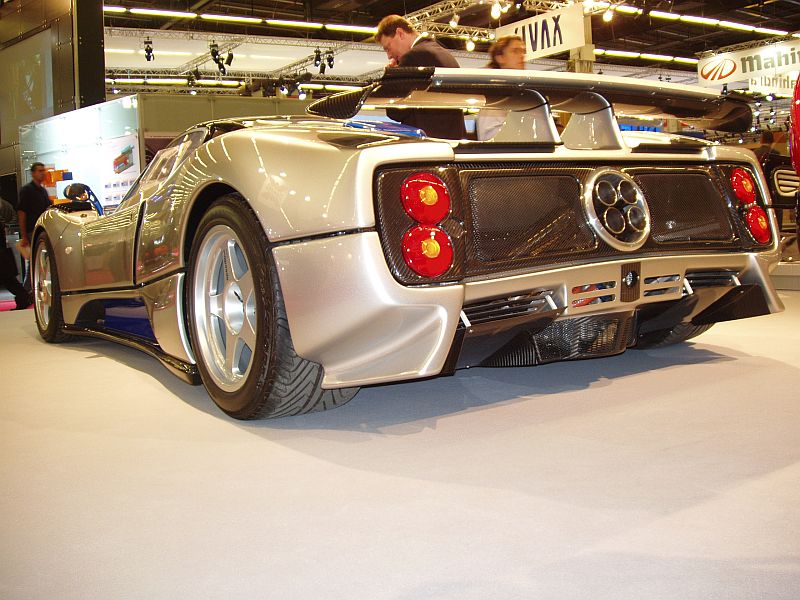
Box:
[491,1,502,20]
[225,51,234,66]
[465,39,475,52]
[319,61,326,75]
[722,83,728,95]
[313,48,321,67]
[326,51,335,69]
[449,13,459,27]
[193,68,202,80]
[278,79,289,95]
[217,63,227,75]
[298,88,307,100]
[112,87,120,94]
[765,93,774,101]
[144,39,154,61]
[189,89,197,95]
[602,9,613,22]
[209,42,219,62]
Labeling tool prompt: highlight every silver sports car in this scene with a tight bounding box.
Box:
[32,68,784,419]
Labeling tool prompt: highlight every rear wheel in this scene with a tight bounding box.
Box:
[186,195,358,419]
[636,322,714,349]
[33,233,72,343]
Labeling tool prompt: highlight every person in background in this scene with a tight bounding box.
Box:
[752,130,778,161]
[375,14,466,140]
[477,35,527,141]
[17,162,51,292]
[0,196,31,309]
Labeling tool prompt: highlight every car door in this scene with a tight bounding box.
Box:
[73,129,208,291]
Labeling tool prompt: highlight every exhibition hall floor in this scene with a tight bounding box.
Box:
[2,292,799,600]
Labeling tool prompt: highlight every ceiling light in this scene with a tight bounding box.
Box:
[754,27,788,36]
[614,5,641,14]
[103,5,126,13]
[449,13,460,27]
[298,89,307,100]
[603,49,640,58]
[104,48,135,54]
[491,1,502,20]
[265,19,324,29]
[113,77,145,84]
[326,51,335,69]
[143,39,154,62]
[196,79,242,87]
[718,20,755,32]
[146,78,189,85]
[466,39,476,51]
[649,10,680,20]
[314,48,322,67]
[672,56,699,64]
[324,84,361,91]
[640,53,674,62]
[200,13,262,24]
[130,8,196,18]
[602,10,613,22]
[679,15,719,26]
[324,24,377,34]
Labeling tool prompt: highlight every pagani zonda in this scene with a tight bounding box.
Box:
[32,68,784,419]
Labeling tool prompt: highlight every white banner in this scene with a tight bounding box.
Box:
[697,39,800,87]
[749,73,798,97]
[496,4,585,61]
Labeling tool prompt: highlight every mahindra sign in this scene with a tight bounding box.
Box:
[697,40,800,86]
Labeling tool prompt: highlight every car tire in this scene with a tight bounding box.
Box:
[636,322,714,349]
[33,233,72,343]
[187,194,358,419]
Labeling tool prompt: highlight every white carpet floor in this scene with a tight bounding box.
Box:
[2,292,799,600]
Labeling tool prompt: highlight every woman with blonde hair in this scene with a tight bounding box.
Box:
[478,35,527,140]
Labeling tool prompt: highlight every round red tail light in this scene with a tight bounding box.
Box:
[401,172,451,224]
[745,205,771,244]
[730,167,756,206]
[402,225,454,277]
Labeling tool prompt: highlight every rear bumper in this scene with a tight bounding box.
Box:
[274,232,783,388]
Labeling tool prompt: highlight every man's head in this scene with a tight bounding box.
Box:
[30,162,46,185]
[376,15,418,65]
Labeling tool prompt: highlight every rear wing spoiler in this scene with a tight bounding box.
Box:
[307,67,752,137]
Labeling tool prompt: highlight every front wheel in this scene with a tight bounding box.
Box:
[33,233,72,343]
[186,195,358,419]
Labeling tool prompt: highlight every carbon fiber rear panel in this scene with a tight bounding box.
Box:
[374,161,758,285]
[482,312,635,367]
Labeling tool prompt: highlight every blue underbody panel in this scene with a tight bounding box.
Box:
[102,299,157,342]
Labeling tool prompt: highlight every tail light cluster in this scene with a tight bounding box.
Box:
[400,173,453,277]
[375,167,465,285]
[729,167,771,244]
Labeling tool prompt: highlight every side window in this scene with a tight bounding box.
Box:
[115,128,208,210]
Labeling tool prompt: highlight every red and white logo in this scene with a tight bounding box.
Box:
[700,58,737,81]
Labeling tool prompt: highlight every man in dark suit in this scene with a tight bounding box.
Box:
[376,15,466,140]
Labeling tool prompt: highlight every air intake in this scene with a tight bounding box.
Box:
[773,169,799,198]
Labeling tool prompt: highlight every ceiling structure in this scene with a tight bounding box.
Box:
[100,0,800,133]
[102,0,800,69]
